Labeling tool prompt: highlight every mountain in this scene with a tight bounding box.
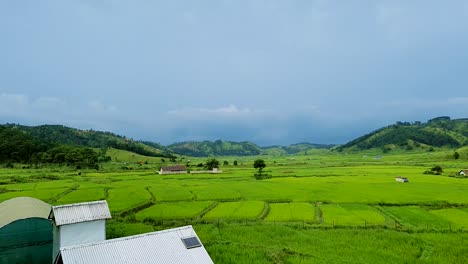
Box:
[168,140,262,157]
[168,140,335,157]
[1,124,174,158]
[337,117,468,151]
[262,143,335,155]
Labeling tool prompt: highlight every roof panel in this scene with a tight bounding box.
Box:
[59,225,213,264]
[50,200,111,226]
[0,197,51,228]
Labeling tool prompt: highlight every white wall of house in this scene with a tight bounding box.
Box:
[60,220,106,247]
[53,220,106,259]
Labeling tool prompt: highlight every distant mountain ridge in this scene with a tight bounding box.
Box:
[1,123,334,158]
[168,140,334,157]
[337,117,468,151]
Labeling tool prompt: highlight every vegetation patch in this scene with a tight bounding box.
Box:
[107,186,153,212]
[429,209,468,229]
[203,201,265,220]
[136,201,215,220]
[380,206,451,230]
[265,203,316,222]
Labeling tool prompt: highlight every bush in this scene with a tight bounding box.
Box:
[424,165,443,175]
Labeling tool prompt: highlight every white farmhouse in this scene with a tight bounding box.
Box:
[49,200,112,260]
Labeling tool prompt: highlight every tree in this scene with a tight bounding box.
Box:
[233,160,238,166]
[253,159,266,175]
[454,152,460,159]
[205,158,220,170]
[223,160,229,166]
[431,165,443,175]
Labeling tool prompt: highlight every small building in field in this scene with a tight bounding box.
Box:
[49,200,112,260]
[53,225,214,264]
[159,165,187,174]
[459,170,468,176]
[0,197,53,264]
[395,176,409,183]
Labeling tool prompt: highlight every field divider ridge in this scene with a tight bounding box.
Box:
[48,184,80,203]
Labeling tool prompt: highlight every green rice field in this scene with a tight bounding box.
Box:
[1,149,468,263]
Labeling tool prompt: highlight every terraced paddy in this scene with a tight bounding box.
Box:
[1,150,468,263]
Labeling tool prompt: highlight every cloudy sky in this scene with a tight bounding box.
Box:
[1,1,468,145]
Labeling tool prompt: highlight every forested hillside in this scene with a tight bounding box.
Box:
[168,140,262,157]
[0,124,175,166]
[337,117,468,151]
[0,125,100,167]
[168,140,334,156]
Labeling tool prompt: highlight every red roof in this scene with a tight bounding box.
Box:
[161,165,186,172]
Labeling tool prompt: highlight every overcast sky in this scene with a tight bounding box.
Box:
[1,1,468,145]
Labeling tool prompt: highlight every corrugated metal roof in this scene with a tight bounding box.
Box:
[58,225,214,264]
[50,200,111,226]
[0,197,51,228]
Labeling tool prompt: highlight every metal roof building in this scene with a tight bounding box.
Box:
[49,200,112,260]
[0,197,53,264]
[49,200,111,226]
[54,225,214,264]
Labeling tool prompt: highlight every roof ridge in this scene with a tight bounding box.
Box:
[52,200,107,209]
[60,225,194,251]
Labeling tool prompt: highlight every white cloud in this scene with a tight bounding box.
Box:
[0,93,120,129]
[166,105,265,119]
[0,93,29,115]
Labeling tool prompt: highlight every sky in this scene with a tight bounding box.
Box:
[1,0,468,146]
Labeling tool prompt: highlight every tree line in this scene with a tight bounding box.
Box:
[0,126,101,168]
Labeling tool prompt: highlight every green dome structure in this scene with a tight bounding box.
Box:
[0,197,53,264]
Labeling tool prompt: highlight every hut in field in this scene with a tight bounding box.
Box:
[159,165,187,174]
[458,170,468,176]
[53,225,214,264]
[395,176,409,183]
[0,197,53,264]
[49,200,112,260]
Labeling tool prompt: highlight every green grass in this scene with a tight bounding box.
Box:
[265,203,316,222]
[148,184,193,201]
[107,186,152,212]
[203,201,265,220]
[320,204,386,226]
[380,206,451,229]
[429,209,468,229]
[135,201,215,220]
[195,224,468,264]
[57,187,106,204]
[3,148,468,263]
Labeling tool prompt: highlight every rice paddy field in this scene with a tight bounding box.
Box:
[1,149,468,263]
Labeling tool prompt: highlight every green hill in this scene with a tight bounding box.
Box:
[0,124,174,162]
[168,140,262,157]
[262,142,335,155]
[168,140,335,157]
[337,117,468,151]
